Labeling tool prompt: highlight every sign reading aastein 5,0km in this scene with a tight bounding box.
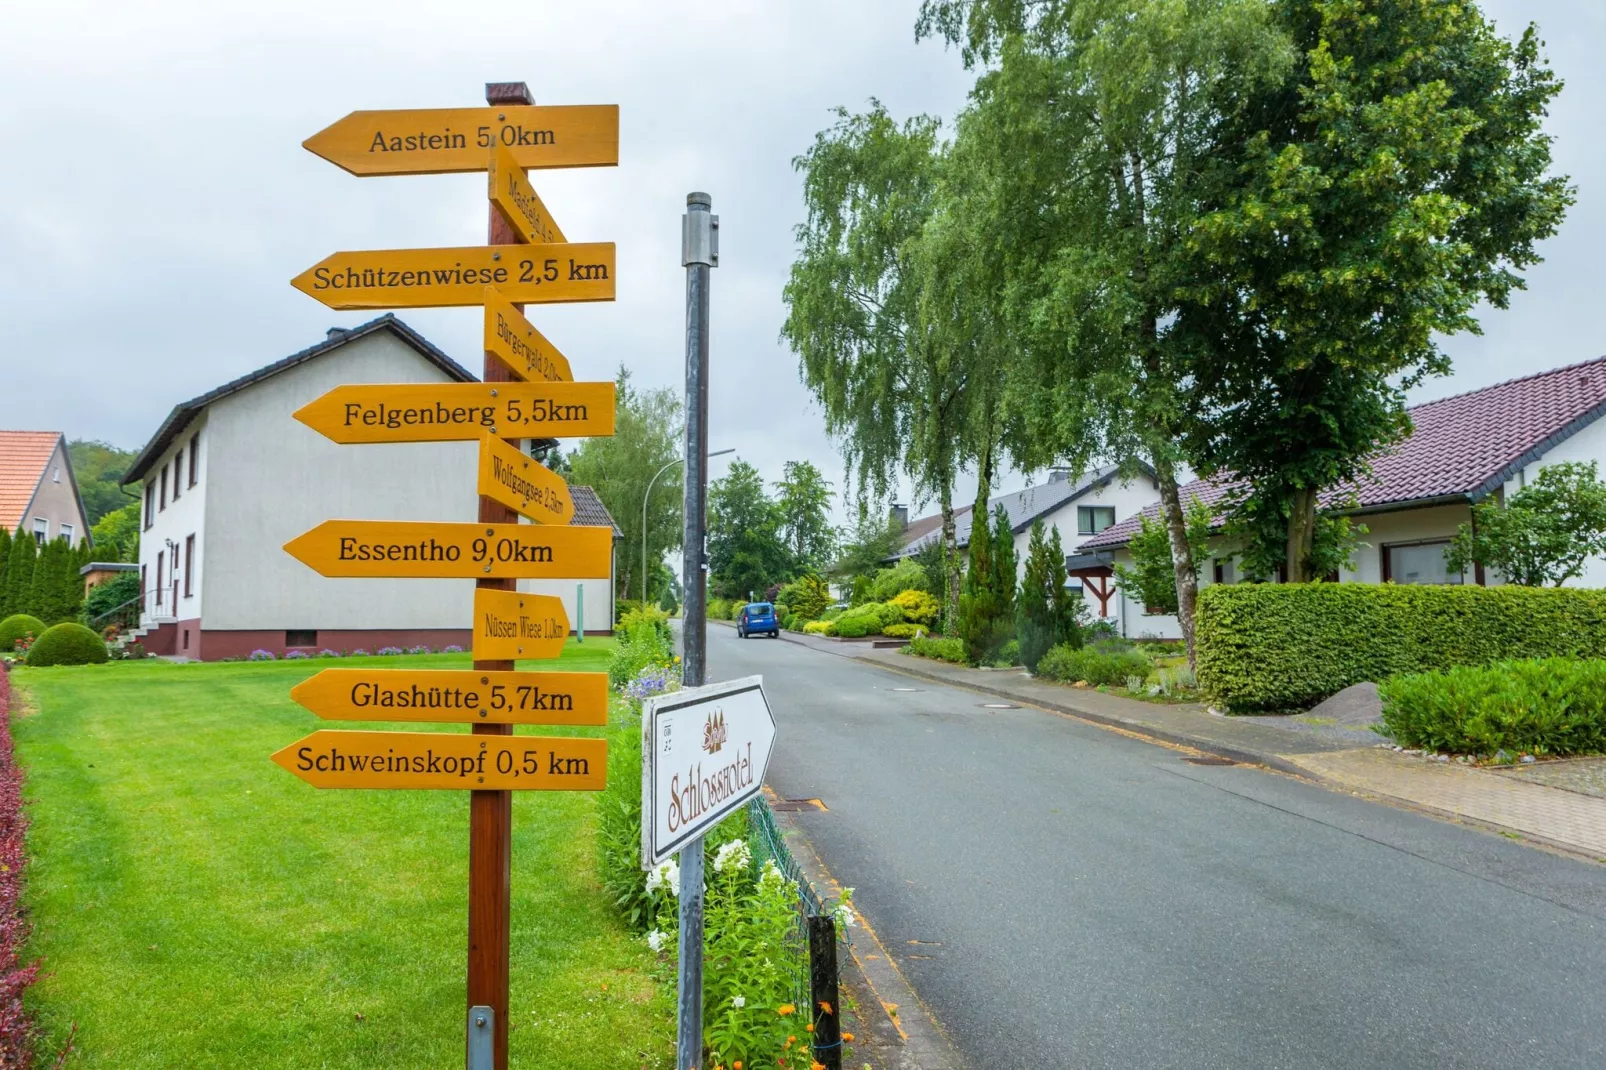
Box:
[303,105,619,176]
[642,676,776,868]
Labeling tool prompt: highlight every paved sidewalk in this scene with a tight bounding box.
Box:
[764,626,1606,862]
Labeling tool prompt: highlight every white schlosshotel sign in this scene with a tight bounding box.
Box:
[641,675,776,867]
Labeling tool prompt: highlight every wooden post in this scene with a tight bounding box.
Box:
[808,914,842,1070]
[468,78,533,1070]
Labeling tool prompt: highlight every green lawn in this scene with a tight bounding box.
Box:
[10,642,674,1068]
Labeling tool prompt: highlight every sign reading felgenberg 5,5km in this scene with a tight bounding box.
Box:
[641,676,776,868]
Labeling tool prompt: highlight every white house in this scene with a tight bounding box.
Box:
[121,315,618,660]
[1073,356,1606,639]
[890,464,1161,591]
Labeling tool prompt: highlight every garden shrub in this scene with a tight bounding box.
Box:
[618,603,672,647]
[835,616,870,639]
[24,623,109,667]
[776,574,832,622]
[890,588,940,626]
[82,571,140,623]
[608,618,674,690]
[1036,644,1149,687]
[707,597,732,621]
[802,620,836,636]
[1197,582,1606,712]
[730,602,748,622]
[1379,658,1606,756]
[0,616,45,653]
[999,639,1021,666]
[882,622,926,639]
[906,634,965,663]
[870,559,929,601]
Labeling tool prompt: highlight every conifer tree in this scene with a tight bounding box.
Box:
[0,527,10,616]
[987,504,1016,650]
[1045,525,1082,652]
[958,490,995,666]
[1017,520,1055,672]
[26,538,64,621]
[1,535,36,619]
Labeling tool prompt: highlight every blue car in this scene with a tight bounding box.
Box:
[737,602,779,638]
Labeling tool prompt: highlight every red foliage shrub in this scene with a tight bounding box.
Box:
[0,664,38,1066]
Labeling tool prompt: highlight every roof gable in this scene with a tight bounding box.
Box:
[895,464,1139,557]
[122,315,475,486]
[0,431,64,532]
[568,485,622,536]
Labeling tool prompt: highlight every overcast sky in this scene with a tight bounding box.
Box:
[1,0,1600,529]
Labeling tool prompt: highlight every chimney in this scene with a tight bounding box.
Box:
[890,503,909,531]
[1048,467,1073,484]
[326,327,347,341]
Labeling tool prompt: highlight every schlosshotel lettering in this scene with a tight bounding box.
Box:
[345,401,495,429]
[666,742,755,833]
[339,537,461,563]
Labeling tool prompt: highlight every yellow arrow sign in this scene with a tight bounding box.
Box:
[484,286,571,382]
[489,143,565,244]
[291,243,614,309]
[303,105,619,176]
[474,588,568,661]
[290,668,608,725]
[477,433,573,524]
[272,730,607,790]
[293,381,615,443]
[284,520,613,579]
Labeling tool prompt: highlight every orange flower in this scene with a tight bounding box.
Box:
[841,1031,855,1043]
[812,1063,826,1070]
[818,1001,833,1015]
[734,1064,742,1070]
[777,1004,796,1016]
[805,1024,814,1033]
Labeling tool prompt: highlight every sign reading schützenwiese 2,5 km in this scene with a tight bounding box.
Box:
[641,676,776,867]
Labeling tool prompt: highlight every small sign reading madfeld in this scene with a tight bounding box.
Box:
[641,676,776,868]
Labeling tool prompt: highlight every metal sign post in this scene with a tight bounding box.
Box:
[676,191,718,1070]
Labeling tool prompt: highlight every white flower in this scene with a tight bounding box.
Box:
[730,995,746,1009]
[645,859,680,896]
[646,930,669,953]
[713,838,751,875]
[832,903,858,930]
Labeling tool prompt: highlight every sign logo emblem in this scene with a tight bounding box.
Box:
[702,710,727,755]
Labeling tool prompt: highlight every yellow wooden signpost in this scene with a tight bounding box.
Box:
[283,519,612,579]
[290,668,609,725]
[291,242,616,309]
[484,286,572,382]
[293,380,615,443]
[283,82,617,1070]
[489,142,565,244]
[272,731,607,791]
[303,104,619,176]
[472,589,568,661]
[476,432,574,524]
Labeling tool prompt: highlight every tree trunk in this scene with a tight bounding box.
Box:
[1285,487,1317,583]
[1154,457,1200,670]
[941,482,960,638]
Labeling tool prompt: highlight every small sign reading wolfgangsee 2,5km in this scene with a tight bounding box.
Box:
[642,676,776,867]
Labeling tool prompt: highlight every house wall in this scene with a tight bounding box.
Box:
[1011,474,1161,583]
[1340,503,1474,584]
[197,331,482,637]
[137,416,209,622]
[21,439,89,545]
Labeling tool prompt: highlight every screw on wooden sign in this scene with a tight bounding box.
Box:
[282,519,613,579]
[290,668,608,726]
[471,588,568,661]
[483,286,572,383]
[291,243,616,309]
[303,104,620,176]
[476,433,574,525]
[272,730,606,790]
[292,381,615,443]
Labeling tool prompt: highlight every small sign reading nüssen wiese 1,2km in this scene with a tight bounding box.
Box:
[642,676,776,868]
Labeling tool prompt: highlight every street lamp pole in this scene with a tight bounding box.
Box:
[641,449,734,609]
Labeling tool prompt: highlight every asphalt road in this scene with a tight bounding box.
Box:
[706,625,1606,1070]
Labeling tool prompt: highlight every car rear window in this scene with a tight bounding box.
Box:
[748,603,773,613]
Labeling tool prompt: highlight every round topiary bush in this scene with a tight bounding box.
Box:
[0,614,46,653]
[25,623,110,667]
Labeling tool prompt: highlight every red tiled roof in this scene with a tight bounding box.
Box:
[1083,355,1606,550]
[0,431,62,533]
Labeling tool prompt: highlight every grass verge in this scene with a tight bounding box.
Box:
[11,643,674,1068]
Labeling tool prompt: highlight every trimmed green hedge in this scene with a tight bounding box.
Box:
[1197,583,1606,712]
[0,614,46,652]
[1036,644,1150,687]
[25,622,109,667]
[1379,658,1606,756]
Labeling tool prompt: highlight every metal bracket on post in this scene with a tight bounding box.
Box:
[682,210,719,267]
[467,1005,494,1070]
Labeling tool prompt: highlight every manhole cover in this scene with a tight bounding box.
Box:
[980,702,1020,710]
[1182,756,1235,766]
[890,687,923,692]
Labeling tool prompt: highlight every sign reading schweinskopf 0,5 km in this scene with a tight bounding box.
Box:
[273,730,606,790]
[641,676,775,867]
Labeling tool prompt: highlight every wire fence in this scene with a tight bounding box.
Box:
[746,795,823,1014]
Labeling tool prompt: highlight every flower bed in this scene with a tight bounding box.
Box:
[0,667,38,1065]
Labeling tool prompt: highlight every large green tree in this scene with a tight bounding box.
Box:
[68,440,139,526]
[774,461,837,571]
[90,501,141,563]
[707,461,793,600]
[567,367,683,600]
[1446,462,1606,587]
[1179,0,1573,581]
[917,0,1293,668]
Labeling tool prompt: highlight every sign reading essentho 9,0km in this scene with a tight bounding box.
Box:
[283,519,612,579]
[641,676,775,867]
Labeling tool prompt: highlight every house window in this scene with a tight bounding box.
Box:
[1383,540,1463,586]
[285,629,317,648]
[52,467,60,483]
[172,447,182,501]
[184,534,195,598]
[1212,558,1235,585]
[1078,506,1116,535]
[141,564,148,606]
[60,523,74,545]
[155,551,164,607]
[160,464,168,510]
[32,518,47,546]
[144,483,155,530]
[188,434,199,487]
